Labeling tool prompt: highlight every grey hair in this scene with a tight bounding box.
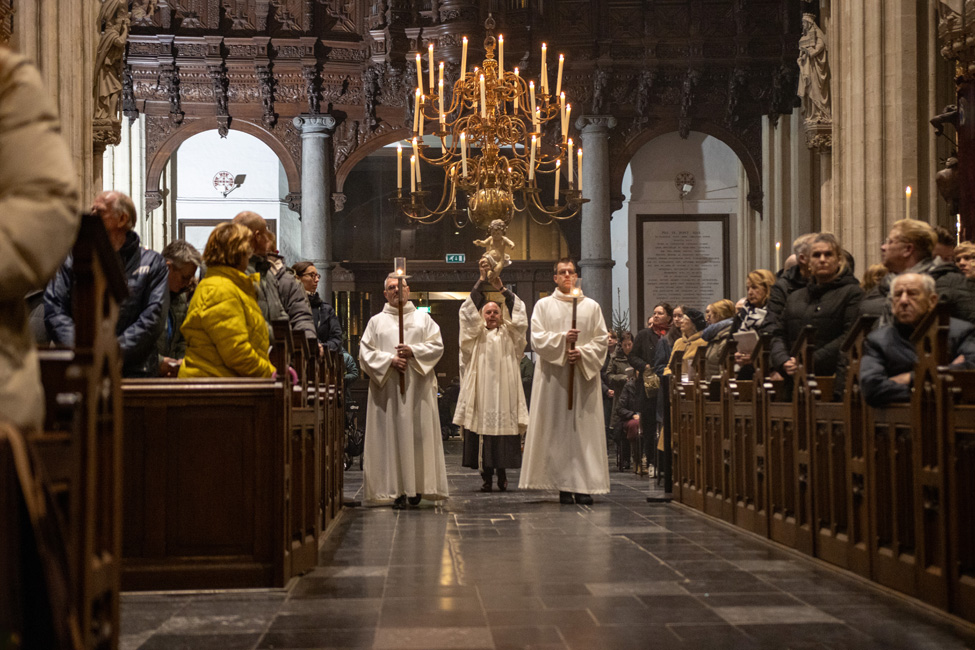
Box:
[792,233,817,258]
[97,190,137,231]
[161,239,203,268]
[889,273,936,299]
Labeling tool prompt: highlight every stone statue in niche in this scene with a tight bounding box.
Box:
[591,68,609,115]
[94,0,129,120]
[473,219,514,283]
[797,13,830,124]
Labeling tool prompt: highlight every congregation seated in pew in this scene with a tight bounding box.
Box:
[860,272,975,407]
[179,222,275,378]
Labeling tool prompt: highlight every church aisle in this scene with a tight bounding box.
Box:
[121,439,975,650]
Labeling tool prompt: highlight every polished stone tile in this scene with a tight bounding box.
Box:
[256,627,376,649]
[137,633,263,649]
[713,605,840,625]
[372,626,494,649]
[490,625,566,650]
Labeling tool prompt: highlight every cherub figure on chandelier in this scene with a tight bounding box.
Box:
[474,219,515,283]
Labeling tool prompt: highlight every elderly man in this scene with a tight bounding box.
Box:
[232,211,316,343]
[861,219,975,324]
[454,265,529,493]
[860,273,975,407]
[156,239,202,376]
[520,258,610,505]
[45,190,169,377]
[359,273,448,509]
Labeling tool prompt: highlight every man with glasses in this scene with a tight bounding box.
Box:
[860,219,975,325]
[157,239,203,376]
[520,258,611,505]
[292,261,343,352]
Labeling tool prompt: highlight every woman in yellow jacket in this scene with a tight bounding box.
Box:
[179,222,275,378]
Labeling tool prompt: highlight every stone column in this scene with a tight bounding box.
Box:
[576,115,617,326]
[293,114,337,300]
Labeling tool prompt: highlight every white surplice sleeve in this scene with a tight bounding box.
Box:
[358,316,396,388]
[408,312,444,377]
[574,299,609,382]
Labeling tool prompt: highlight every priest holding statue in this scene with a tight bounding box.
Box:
[359,259,449,509]
[454,256,529,493]
[519,258,611,505]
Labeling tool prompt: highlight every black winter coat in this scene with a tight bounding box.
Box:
[768,264,808,318]
[860,318,975,407]
[770,269,864,377]
[308,292,343,352]
[860,257,975,325]
[45,230,169,377]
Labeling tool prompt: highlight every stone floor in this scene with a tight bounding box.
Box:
[121,438,975,649]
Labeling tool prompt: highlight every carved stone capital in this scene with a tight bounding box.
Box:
[332,192,347,212]
[746,189,764,215]
[293,114,336,135]
[145,190,164,213]
[286,192,302,213]
[803,118,833,152]
[575,115,618,132]
[93,118,122,146]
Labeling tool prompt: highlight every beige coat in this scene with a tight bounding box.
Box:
[0,49,80,430]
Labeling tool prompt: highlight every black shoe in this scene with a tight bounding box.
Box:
[480,470,493,492]
[559,491,574,504]
[392,495,407,510]
[496,468,508,492]
[407,494,422,506]
[574,493,593,505]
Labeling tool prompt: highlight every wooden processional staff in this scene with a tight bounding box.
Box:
[394,257,407,396]
[567,280,581,410]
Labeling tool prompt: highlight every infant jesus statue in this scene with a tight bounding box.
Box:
[473,219,515,283]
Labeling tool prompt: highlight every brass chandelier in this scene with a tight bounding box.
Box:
[392,14,587,229]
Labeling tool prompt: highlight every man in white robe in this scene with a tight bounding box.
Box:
[519,258,610,504]
[454,268,529,491]
[359,275,449,508]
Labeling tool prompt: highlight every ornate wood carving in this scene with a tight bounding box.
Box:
[0,0,14,46]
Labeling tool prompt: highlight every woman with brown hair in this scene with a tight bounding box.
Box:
[771,232,864,379]
[179,222,275,378]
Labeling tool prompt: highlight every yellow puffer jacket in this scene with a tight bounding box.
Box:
[179,265,275,378]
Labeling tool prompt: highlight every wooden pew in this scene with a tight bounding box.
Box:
[701,342,733,523]
[943,368,975,621]
[121,320,334,590]
[34,214,127,650]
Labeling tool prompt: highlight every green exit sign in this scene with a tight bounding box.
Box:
[445,254,466,263]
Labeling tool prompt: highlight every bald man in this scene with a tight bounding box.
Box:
[45,190,169,377]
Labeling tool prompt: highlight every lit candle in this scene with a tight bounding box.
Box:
[461,37,468,78]
[413,88,420,133]
[541,43,548,94]
[534,106,540,132]
[560,92,566,139]
[460,132,467,177]
[394,257,406,276]
[396,144,403,189]
[438,79,445,126]
[775,241,781,270]
[556,54,564,97]
[567,138,574,186]
[564,104,571,139]
[410,155,416,192]
[428,43,435,92]
[412,137,421,184]
[416,53,423,94]
[529,135,536,180]
[529,81,536,127]
[513,68,520,111]
[905,186,912,220]
[480,74,486,118]
[418,95,424,137]
[498,34,504,72]
[577,147,583,194]
[554,159,561,203]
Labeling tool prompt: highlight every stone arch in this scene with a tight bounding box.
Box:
[145,119,301,210]
[612,119,763,214]
[334,127,412,194]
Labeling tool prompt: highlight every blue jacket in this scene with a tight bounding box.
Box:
[860,317,975,407]
[45,230,169,377]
